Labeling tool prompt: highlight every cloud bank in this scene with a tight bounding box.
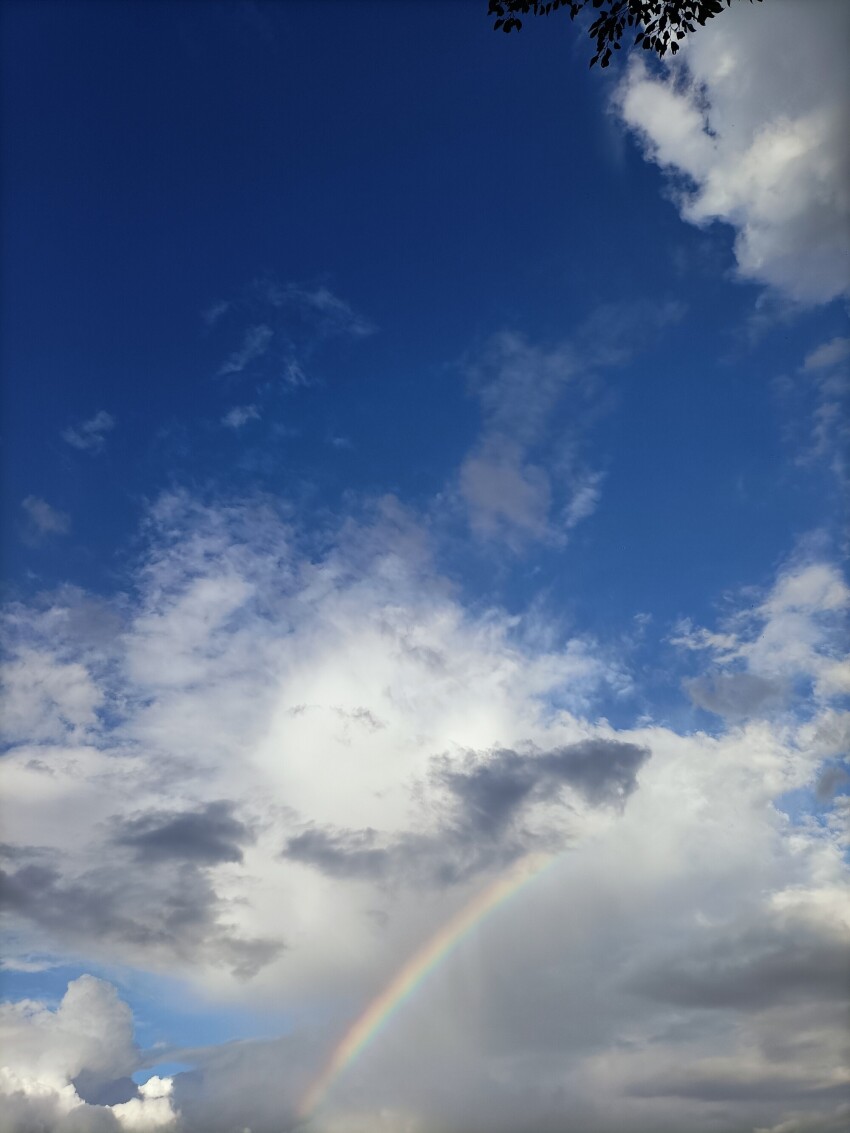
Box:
[1,489,847,1132]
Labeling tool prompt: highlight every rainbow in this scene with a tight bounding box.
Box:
[297,851,553,1121]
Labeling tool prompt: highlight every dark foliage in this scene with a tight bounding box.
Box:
[488,0,764,68]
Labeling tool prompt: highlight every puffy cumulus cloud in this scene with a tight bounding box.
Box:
[615,0,850,306]
[0,491,626,991]
[0,976,178,1132]
[1,493,848,1132]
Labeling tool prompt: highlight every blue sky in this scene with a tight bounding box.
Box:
[1,3,849,1132]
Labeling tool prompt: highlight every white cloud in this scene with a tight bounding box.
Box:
[675,557,849,712]
[21,495,71,541]
[614,0,850,305]
[0,977,178,1132]
[1,495,848,1132]
[0,645,103,744]
[63,411,116,453]
[221,404,260,429]
[112,1079,177,1132]
[803,336,850,372]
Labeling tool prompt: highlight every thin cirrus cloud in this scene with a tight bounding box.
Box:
[211,279,375,387]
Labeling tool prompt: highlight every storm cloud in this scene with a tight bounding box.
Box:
[284,740,650,886]
[113,800,255,865]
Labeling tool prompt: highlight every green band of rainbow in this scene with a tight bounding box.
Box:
[298,851,553,1120]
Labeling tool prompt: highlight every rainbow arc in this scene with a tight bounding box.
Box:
[298,851,553,1120]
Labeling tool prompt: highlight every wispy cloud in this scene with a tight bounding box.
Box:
[62,410,116,453]
[202,298,231,328]
[217,323,273,377]
[222,404,260,428]
[261,280,376,339]
[20,496,71,543]
[453,303,681,548]
[207,279,375,406]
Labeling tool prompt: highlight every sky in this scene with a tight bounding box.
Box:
[0,1,848,1130]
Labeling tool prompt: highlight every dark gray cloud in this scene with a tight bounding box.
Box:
[284,740,649,887]
[685,671,786,719]
[629,1068,850,1104]
[113,800,254,865]
[168,1032,321,1133]
[284,826,391,881]
[625,918,850,1011]
[0,845,280,980]
[439,739,650,825]
[72,1073,138,1107]
[816,763,850,802]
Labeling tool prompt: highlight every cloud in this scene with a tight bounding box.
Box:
[1,493,848,1131]
[208,279,374,393]
[803,336,850,373]
[788,334,850,482]
[625,903,850,1010]
[21,495,71,542]
[202,299,230,328]
[0,842,282,982]
[0,646,102,744]
[284,739,650,887]
[217,323,273,376]
[614,0,850,305]
[113,801,255,865]
[816,764,850,802]
[264,281,376,338]
[221,404,259,428]
[0,976,178,1132]
[454,305,682,547]
[62,411,116,454]
[459,438,552,542]
[438,739,649,826]
[685,671,786,720]
[672,559,850,707]
[454,331,591,545]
